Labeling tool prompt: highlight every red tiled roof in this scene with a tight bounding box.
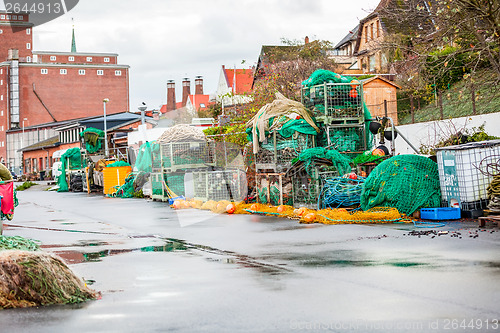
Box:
[160,104,167,114]
[224,67,254,94]
[176,102,183,109]
[188,94,212,110]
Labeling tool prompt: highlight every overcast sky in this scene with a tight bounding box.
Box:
[3,0,381,112]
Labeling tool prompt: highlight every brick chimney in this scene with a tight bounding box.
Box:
[166,80,176,112]
[305,36,309,44]
[182,78,190,107]
[194,76,203,95]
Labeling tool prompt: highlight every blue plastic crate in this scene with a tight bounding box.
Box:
[420,207,461,220]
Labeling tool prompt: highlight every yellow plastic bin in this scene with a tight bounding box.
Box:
[102,166,132,195]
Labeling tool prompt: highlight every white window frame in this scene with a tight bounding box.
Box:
[26,42,31,50]
[18,15,23,20]
[12,15,17,20]
[0,111,3,116]
[79,69,86,75]
[97,70,104,76]
[26,28,31,35]
[115,70,122,76]
[86,57,92,62]
[68,56,75,62]
[41,69,48,74]
[104,57,110,63]
[60,69,67,75]
[50,56,57,61]
[0,30,3,34]
[1,15,5,20]
[26,56,31,63]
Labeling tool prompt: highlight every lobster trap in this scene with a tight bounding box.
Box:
[292,169,321,209]
[325,124,367,154]
[255,131,316,172]
[301,82,364,124]
[192,169,247,202]
[209,141,246,170]
[150,172,186,201]
[256,173,293,206]
[159,142,214,172]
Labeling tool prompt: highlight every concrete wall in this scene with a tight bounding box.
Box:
[394,112,500,155]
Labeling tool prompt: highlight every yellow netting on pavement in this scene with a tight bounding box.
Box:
[171,199,407,225]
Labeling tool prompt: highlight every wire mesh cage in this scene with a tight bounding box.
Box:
[192,169,247,202]
[325,125,367,153]
[255,131,316,172]
[209,141,246,170]
[160,142,214,172]
[150,172,166,201]
[289,166,323,208]
[301,82,364,123]
[436,140,500,212]
[256,173,293,206]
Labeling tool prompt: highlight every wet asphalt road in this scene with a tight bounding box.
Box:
[0,183,499,332]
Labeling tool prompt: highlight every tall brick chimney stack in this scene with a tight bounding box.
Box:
[166,80,176,112]
[305,36,309,44]
[182,78,190,107]
[194,76,203,95]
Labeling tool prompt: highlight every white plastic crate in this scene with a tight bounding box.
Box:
[436,140,500,210]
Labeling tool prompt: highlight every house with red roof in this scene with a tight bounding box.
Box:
[215,65,254,106]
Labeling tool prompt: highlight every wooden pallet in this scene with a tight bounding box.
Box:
[478,215,500,227]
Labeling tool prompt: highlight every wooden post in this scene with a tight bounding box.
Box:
[410,95,415,124]
[438,90,444,120]
[471,82,477,115]
[384,99,388,118]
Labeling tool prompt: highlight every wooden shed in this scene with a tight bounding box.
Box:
[362,76,400,125]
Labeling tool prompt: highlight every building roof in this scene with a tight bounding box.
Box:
[361,75,401,89]
[188,94,212,110]
[334,25,359,50]
[19,135,60,152]
[223,67,254,95]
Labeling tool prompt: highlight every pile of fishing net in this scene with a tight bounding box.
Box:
[320,176,366,209]
[80,127,104,154]
[0,250,98,309]
[170,200,406,225]
[106,161,131,168]
[156,124,206,144]
[294,147,352,177]
[360,155,442,215]
[57,147,82,192]
[0,235,40,252]
[246,92,320,154]
[352,151,386,166]
[487,175,500,213]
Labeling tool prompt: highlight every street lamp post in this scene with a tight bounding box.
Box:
[138,102,147,125]
[103,98,109,157]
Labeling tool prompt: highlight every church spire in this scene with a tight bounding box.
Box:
[71,18,77,53]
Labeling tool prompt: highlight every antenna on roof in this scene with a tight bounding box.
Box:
[71,18,77,53]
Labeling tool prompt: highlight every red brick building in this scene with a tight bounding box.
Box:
[0,10,130,173]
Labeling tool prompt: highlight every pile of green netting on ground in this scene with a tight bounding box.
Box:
[0,236,98,309]
[80,127,104,154]
[57,147,82,192]
[352,151,386,166]
[360,155,442,215]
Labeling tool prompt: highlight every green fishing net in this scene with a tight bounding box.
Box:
[57,148,82,192]
[296,147,352,176]
[360,155,442,215]
[80,128,104,154]
[106,161,131,168]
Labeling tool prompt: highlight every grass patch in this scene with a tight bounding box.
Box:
[16,181,37,191]
[398,69,500,125]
